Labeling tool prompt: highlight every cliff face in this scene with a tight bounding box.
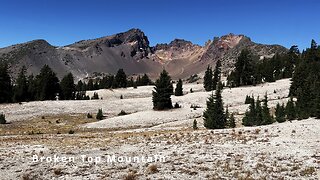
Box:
[0,29,287,80]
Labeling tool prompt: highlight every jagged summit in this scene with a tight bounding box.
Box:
[0,29,287,79]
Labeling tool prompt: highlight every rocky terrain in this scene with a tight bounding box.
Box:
[0,79,319,179]
[0,29,287,80]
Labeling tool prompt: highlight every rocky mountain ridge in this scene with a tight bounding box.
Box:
[0,28,287,80]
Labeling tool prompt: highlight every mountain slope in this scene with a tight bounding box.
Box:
[0,29,287,80]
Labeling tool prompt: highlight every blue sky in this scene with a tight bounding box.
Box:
[0,0,319,50]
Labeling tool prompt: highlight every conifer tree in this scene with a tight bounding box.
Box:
[212,59,221,90]
[35,65,60,101]
[261,93,273,125]
[285,97,296,120]
[174,79,183,96]
[60,73,75,100]
[203,65,213,91]
[0,113,6,124]
[203,82,226,129]
[13,66,28,102]
[27,74,37,101]
[193,119,198,130]
[255,97,264,125]
[76,80,84,91]
[141,73,152,85]
[96,108,103,120]
[229,113,236,128]
[275,103,286,123]
[0,62,12,103]
[87,79,94,90]
[242,96,256,126]
[115,69,127,88]
[152,69,173,110]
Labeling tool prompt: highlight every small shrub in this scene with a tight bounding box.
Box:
[147,164,159,174]
[292,130,296,133]
[53,168,62,175]
[118,110,127,116]
[91,92,99,100]
[68,130,75,134]
[41,116,45,119]
[254,128,261,134]
[0,113,6,124]
[87,113,93,118]
[193,119,198,130]
[124,172,137,180]
[174,102,181,108]
[96,108,103,120]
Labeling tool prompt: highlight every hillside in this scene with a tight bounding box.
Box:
[0,29,287,80]
[0,79,319,179]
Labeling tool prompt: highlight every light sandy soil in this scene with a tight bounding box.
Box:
[0,79,319,179]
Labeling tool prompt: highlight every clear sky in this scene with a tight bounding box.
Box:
[0,0,319,50]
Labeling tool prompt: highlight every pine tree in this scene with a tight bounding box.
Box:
[96,108,103,120]
[13,66,28,102]
[0,113,6,124]
[193,119,198,130]
[115,69,127,88]
[203,82,226,129]
[229,113,236,128]
[212,59,221,90]
[0,62,12,103]
[60,73,75,100]
[229,49,255,86]
[141,74,152,85]
[152,69,173,110]
[275,103,286,123]
[255,97,264,125]
[261,93,273,125]
[174,79,183,96]
[203,65,213,91]
[285,97,296,120]
[27,74,37,101]
[245,95,254,104]
[87,79,94,90]
[76,80,84,91]
[35,65,60,101]
[242,96,256,126]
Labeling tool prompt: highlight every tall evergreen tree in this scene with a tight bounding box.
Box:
[275,103,286,123]
[174,79,183,96]
[60,73,75,100]
[203,65,213,91]
[13,66,28,102]
[285,97,296,120]
[141,73,152,85]
[87,79,94,90]
[114,69,127,88]
[35,65,60,100]
[261,93,273,125]
[0,62,12,103]
[27,74,37,101]
[203,82,226,129]
[152,69,174,110]
[229,113,236,128]
[212,59,221,90]
[228,49,255,86]
[242,96,256,126]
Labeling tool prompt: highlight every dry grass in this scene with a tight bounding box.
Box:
[0,114,97,136]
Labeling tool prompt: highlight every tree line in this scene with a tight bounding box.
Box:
[0,63,154,103]
[227,47,298,87]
